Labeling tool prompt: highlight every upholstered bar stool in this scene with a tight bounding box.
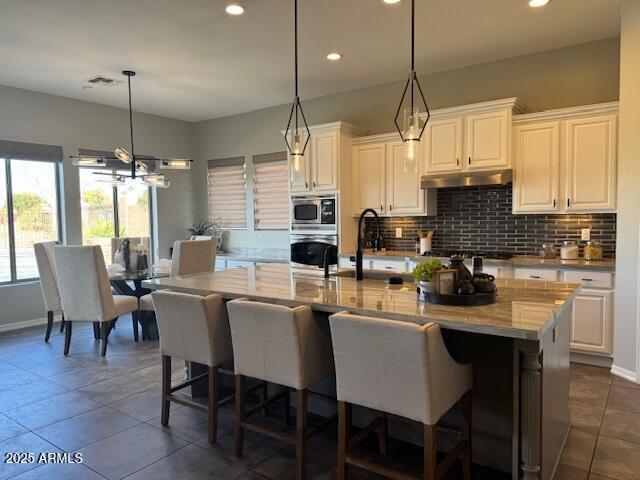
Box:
[53,246,138,356]
[227,299,335,480]
[139,238,216,314]
[34,241,65,341]
[329,312,473,480]
[152,290,234,443]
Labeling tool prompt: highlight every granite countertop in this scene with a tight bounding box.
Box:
[143,263,579,341]
[341,250,616,272]
[216,252,289,264]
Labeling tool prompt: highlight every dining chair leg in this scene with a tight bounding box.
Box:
[63,321,72,356]
[59,315,65,333]
[92,322,100,340]
[296,388,308,480]
[161,355,171,426]
[208,365,219,444]
[44,311,53,342]
[132,311,139,342]
[338,401,350,480]
[378,414,388,456]
[284,386,291,425]
[234,375,246,457]
[261,380,269,416]
[461,391,473,480]
[100,321,110,357]
[424,424,437,480]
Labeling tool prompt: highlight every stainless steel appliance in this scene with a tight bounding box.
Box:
[290,234,338,273]
[420,169,512,189]
[290,194,337,235]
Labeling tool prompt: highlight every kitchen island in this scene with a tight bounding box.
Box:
[143,263,579,480]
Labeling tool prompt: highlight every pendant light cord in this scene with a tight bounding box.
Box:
[127,75,135,161]
[410,0,415,109]
[294,0,299,132]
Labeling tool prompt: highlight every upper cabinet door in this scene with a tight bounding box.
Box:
[353,143,386,216]
[513,122,560,213]
[311,130,339,191]
[386,141,424,215]
[423,117,463,173]
[565,115,617,212]
[288,141,311,194]
[465,110,510,170]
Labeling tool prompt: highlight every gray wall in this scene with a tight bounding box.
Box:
[192,37,620,248]
[613,1,640,379]
[0,84,194,327]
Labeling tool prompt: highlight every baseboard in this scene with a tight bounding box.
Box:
[611,364,639,384]
[0,315,61,334]
[570,351,613,368]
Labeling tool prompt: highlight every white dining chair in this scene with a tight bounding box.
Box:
[328,312,473,480]
[139,239,216,313]
[33,241,65,342]
[53,245,139,356]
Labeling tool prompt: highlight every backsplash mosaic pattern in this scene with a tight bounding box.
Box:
[365,185,617,258]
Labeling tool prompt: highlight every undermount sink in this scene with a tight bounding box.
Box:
[332,269,414,282]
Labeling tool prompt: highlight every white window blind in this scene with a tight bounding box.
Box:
[207,158,246,229]
[253,152,289,230]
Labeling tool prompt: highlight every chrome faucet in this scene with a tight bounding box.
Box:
[356,208,381,281]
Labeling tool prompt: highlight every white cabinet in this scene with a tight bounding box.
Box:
[565,115,617,212]
[226,260,253,269]
[570,289,613,355]
[513,109,618,214]
[371,259,409,273]
[514,268,559,281]
[311,130,339,191]
[423,117,463,173]
[466,110,510,170]
[386,141,424,215]
[353,143,386,215]
[513,122,561,213]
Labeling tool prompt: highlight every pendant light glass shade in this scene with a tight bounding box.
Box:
[114,147,133,163]
[142,173,170,188]
[96,174,126,186]
[135,161,149,174]
[289,130,306,183]
[160,159,191,170]
[71,156,107,167]
[394,0,430,173]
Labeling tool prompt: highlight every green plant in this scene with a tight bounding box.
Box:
[412,258,443,283]
[188,221,213,237]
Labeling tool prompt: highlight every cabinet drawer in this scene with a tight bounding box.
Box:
[563,270,613,289]
[483,266,513,279]
[338,256,371,270]
[226,260,253,269]
[215,259,227,271]
[514,268,559,281]
[371,260,408,273]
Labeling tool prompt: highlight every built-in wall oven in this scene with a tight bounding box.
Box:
[290,194,338,273]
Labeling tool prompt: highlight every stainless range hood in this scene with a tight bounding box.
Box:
[420,169,513,189]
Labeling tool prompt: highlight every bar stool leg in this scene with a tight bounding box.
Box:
[424,424,437,480]
[283,387,291,425]
[63,321,73,356]
[461,391,473,480]
[337,401,351,480]
[234,375,246,457]
[161,355,171,425]
[59,315,65,333]
[261,380,269,416]
[45,311,53,342]
[208,365,219,444]
[378,414,388,456]
[296,388,308,480]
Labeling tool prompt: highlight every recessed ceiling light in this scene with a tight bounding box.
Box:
[528,0,550,7]
[384,0,401,4]
[225,4,244,15]
[326,52,342,61]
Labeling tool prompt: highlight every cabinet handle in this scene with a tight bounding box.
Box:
[389,204,392,211]
[530,275,541,279]
[582,278,593,282]
[380,205,383,212]
[468,157,471,165]
[567,198,571,207]
[553,199,556,208]
[456,158,460,166]
[305,181,308,190]
[312,181,316,188]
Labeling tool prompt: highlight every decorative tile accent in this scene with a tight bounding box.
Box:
[366,185,616,257]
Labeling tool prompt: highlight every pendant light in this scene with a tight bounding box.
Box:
[70,70,192,187]
[284,0,310,184]
[394,0,430,174]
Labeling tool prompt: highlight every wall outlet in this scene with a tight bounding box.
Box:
[395,228,403,238]
[581,228,591,241]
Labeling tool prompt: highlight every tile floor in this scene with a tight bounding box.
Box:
[0,319,637,479]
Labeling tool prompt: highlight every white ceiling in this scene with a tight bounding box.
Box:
[0,0,626,122]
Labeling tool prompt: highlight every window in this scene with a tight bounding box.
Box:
[79,169,152,263]
[207,158,246,229]
[253,152,289,230]
[0,141,62,284]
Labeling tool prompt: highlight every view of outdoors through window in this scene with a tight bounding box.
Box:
[80,169,150,263]
[0,159,60,281]
[0,159,9,282]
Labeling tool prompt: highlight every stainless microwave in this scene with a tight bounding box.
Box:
[290,194,337,234]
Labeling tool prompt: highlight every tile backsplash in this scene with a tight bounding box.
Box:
[365,185,616,258]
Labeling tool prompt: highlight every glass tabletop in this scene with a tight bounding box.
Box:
[109,270,170,282]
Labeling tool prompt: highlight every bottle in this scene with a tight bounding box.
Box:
[472,257,483,276]
[415,237,421,254]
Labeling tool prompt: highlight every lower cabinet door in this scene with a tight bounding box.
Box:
[570,289,613,355]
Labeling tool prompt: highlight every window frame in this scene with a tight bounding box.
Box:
[1,157,63,285]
